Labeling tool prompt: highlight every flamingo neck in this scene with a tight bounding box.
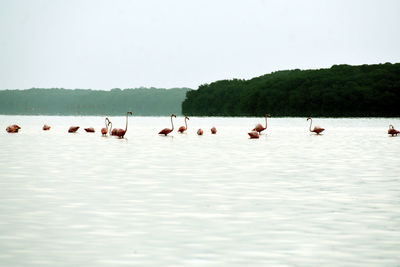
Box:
[309,119,313,132]
[109,122,113,135]
[171,115,174,131]
[125,113,129,132]
[265,115,268,129]
[185,117,188,130]
[105,118,109,130]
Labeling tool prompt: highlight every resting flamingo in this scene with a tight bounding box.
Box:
[159,114,176,136]
[101,118,110,136]
[178,116,189,133]
[211,126,217,134]
[307,117,324,134]
[114,112,132,138]
[84,127,95,133]
[388,125,400,136]
[253,114,270,133]
[248,131,259,139]
[197,128,203,135]
[6,124,21,133]
[68,126,80,133]
[43,124,51,131]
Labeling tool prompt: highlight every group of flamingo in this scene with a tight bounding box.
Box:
[4,112,400,138]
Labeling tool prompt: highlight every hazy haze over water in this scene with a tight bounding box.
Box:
[1,116,400,266]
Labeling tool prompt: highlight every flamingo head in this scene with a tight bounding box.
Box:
[266,114,271,117]
[171,114,176,118]
[307,117,311,121]
[389,124,394,129]
[185,116,189,120]
[127,111,133,115]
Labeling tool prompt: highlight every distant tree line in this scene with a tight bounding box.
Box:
[0,87,191,116]
[182,63,400,117]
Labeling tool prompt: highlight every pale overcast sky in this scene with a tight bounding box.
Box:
[0,0,399,90]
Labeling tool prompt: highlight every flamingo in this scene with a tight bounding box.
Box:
[211,126,217,134]
[84,127,95,133]
[253,114,271,133]
[115,112,132,138]
[178,116,189,133]
[6,124,21,133]
[159,114,176,136]
[197,128,203,135]
[43,124,51,131]
[68,126,80,133]
[388,125,400,136]
[248,131,259,139]
[101,118,110,136]
[307,117,325,134]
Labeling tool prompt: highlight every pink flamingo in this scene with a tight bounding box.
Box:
[388,125,400,136]
[6,124,21,133]
[178,116,189,133]
[101,118,110,136]
[248,131,259,139]
[307,117,325,134]
[84,127,95,133]
[211,126,217,134]
[68,126,80,133]
[114,112,132,138]
[159,114,176,136]
[197,128,203,135]
[43,124,51,131]
[253,114,270,133]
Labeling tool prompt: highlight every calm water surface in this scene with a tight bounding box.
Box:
[1,115,400,266]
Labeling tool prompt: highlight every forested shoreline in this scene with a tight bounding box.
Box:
[182,63,400,117]
[0,87,191,116]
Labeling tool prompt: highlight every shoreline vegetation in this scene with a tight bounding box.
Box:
[182,63,400,117]
[0,87,191,116]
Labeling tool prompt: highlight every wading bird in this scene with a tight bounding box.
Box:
[307,117,325,134]
[101,118,111,136]
[43,124,51,131]
[84,127,95,133]
[248,131,259,139]
[211,126,217,134]
[113,112,132,138]
[159,114,176,136]
[197,129,203,135]
[178,116,189,133]
[6,124,21,133]
[253,114,270,134]
[388,125,400,136]
[68,126,80,133]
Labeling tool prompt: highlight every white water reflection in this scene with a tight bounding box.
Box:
[0,116,400,266]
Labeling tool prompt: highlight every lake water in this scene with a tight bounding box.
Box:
[1,115,399,266]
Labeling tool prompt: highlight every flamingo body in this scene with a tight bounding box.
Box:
[84,127,95,133]
[248,131,260,139]
[253,114,270,133]
[211,126,217,134]
[68,126,80,133]
[43,124,51,131]
[6,124,21,133]
[111,128,118,136]
[101,127,108,135]
[388,125,400,136]
[197,129,204,135]
[159,114,176,136]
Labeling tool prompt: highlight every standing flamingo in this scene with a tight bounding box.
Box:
[197,128,203,135]
[101,118,110,136]
[43,124,51,131]
[159,114,176,136]
[248,131,259,139]
[211,126,217,134]
[68,126,80,133]
[253,114,271,134]
[307,117,325,134]
[84,127,95,133]
[114,112,132,138]
[6,124,21,133]
[178,116,189,133]
[388,125,400,136]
